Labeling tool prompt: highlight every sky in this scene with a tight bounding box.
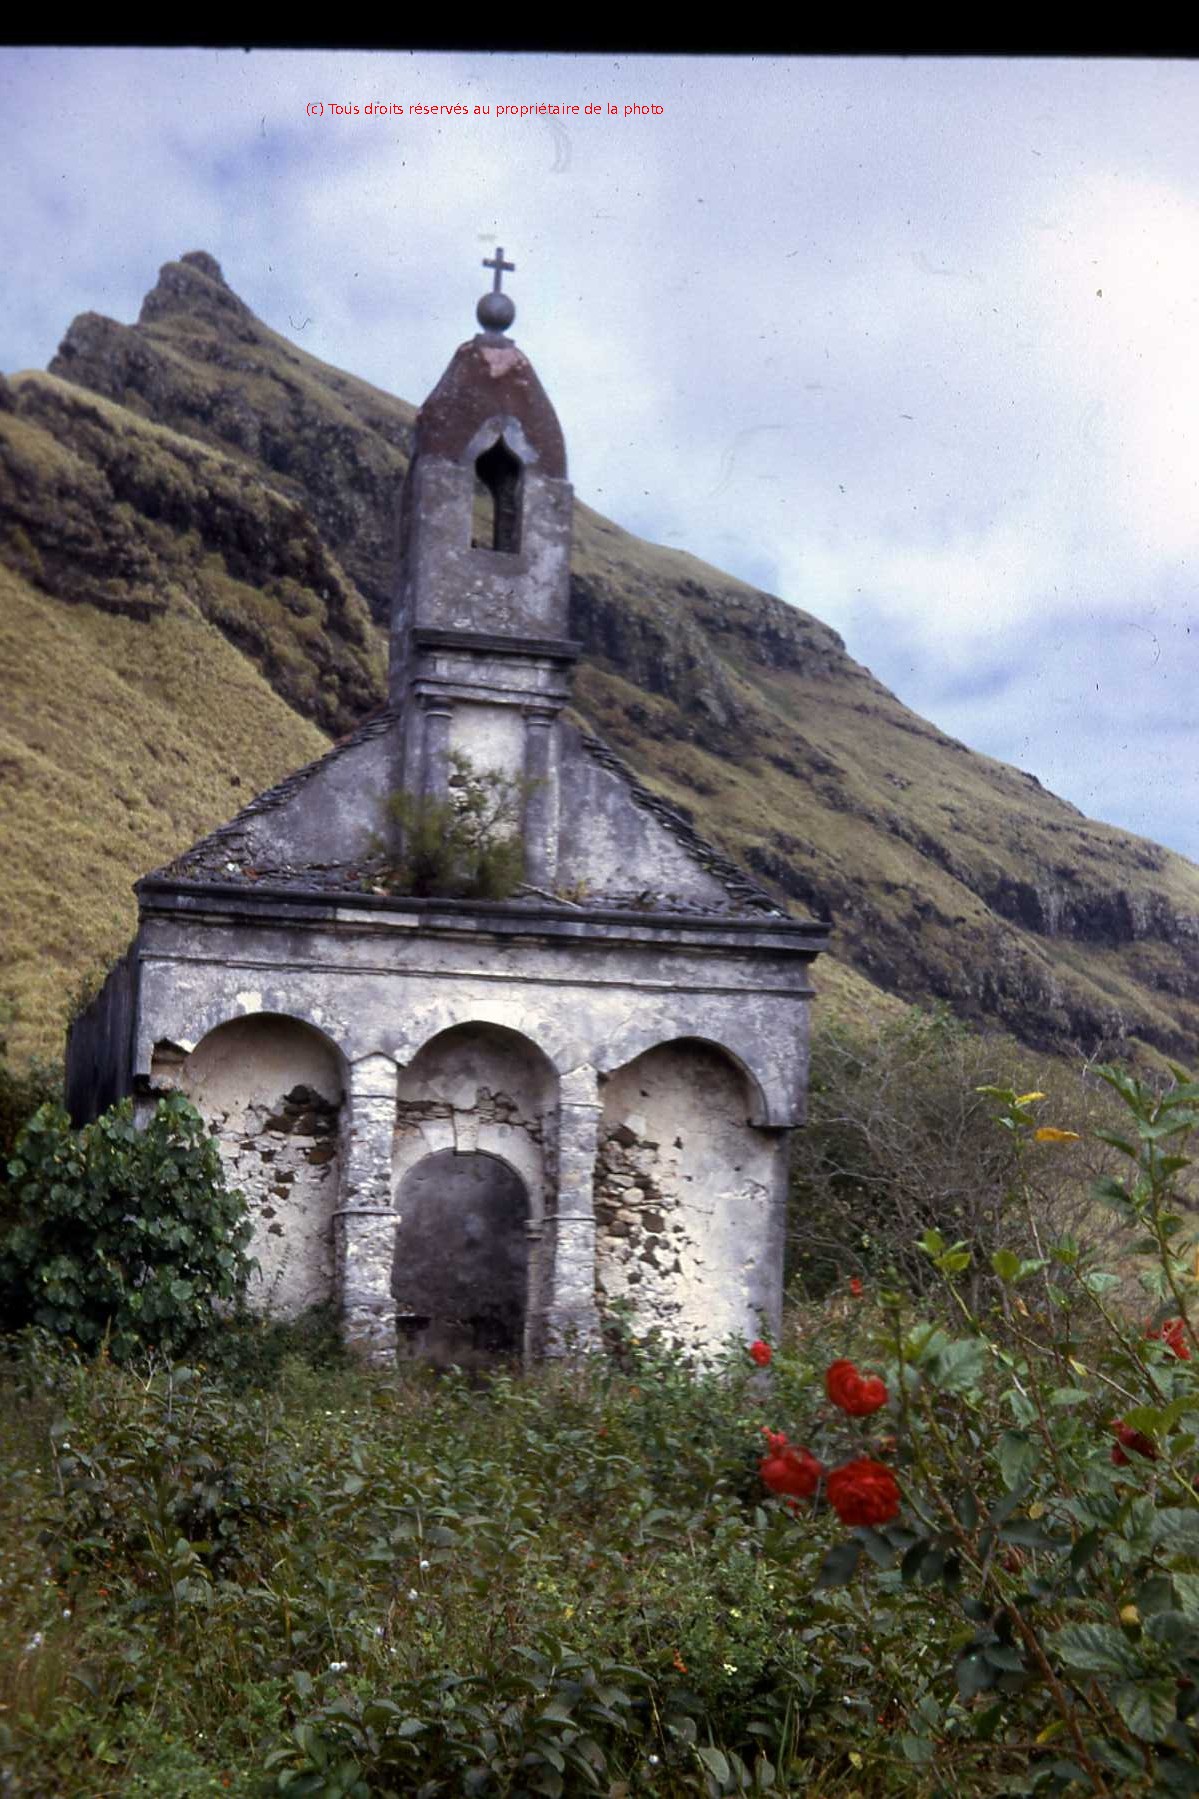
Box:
[3,50,1197,861]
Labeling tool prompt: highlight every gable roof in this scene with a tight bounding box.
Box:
[147,710,786,918]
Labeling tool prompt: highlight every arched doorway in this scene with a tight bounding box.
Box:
[393,1149,530,1366]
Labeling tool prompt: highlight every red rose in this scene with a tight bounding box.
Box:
[826,1458,901,1526]
[1147,1318,1192,1361]
[825,1359,888,1417]
[1110,1419,1158,1466]
[749,1339,772,1367]
[760,1432,823,1500]
[849,1277,864,1297]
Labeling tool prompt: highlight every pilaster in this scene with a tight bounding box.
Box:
[522,708,556,887]
[544,1063,602,1355]
[420,702,453,798]
[335,1053,398,1365]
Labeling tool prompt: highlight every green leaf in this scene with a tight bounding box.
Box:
[900,1540,930,1585]
[537,1700,576,1724]
[996,1431,1036,1490]
[696,1746,730,1782]
[1091,1174,1131,1209]
[928,1336,986,1394]
[1049,1623,1138,1676]
[1069,1528,1103,1574]
[1082,1270,1122,1296]
[1153,1509,1199,1555]
[1112,1678,1177,1742]
[955,1651,993,1699]
[900,1735,933,1765]
[1094,1130,1139,1158]
[815,1540,863,1588]
[955,1489,979,1531]
[991,1248,1021,1282]
[1174,1573,1199,1616]
[1139,1118,1193,1141]
[853,1527,899,1568]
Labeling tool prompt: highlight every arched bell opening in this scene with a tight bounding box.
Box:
[472,436,524,553]
[392,1148,530,1366]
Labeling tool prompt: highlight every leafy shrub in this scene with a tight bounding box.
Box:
[0,1003,60,1239]
[789,1006,1131,1304]
[203,1301,349,1390]
[374,749,529,900]
[765,1064,1199,1793]
[0,1093,253,1359]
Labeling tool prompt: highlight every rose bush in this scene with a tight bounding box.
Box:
[755,1064,1199,1792]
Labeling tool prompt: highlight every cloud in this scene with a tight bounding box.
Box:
[2,49,1197,858]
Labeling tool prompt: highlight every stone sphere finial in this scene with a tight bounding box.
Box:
[479,246,516,335]
[477,289,516,332]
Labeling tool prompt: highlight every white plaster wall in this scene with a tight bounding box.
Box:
[157,1015,344,1319]
[595,1040,781,1356]
[449,702,526,787]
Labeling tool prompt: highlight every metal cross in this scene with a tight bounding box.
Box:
[482,247,515,293]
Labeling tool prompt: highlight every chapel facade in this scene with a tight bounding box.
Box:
[66,253,829,1365]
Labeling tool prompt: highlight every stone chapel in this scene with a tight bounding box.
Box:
[66,252,829,1366]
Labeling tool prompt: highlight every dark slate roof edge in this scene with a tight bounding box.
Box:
[150,709,399,880]
[135,873,829,943]
[576,730,784,917]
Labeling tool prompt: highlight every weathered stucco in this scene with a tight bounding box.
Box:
[595,1040,787,1354]
[151,1013,343,1317]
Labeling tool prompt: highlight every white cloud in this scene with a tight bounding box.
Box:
[2,49,1197,857]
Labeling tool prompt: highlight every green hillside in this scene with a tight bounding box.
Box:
[1,249,1195,1067]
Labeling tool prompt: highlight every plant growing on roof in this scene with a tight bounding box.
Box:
[372,748,532,902]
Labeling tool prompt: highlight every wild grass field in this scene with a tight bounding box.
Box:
[3,1019,1199,1796]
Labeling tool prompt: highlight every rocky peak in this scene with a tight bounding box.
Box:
[138,252,252,329]
[180,250,228,284]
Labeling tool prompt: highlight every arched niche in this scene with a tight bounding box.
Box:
[595,1023,775,1127]
[393,1022,555,1363]
[393,1149,530,1366]
[394,1021,555,1215]
[594,1037,786,1356]
[156,1013,345,1319]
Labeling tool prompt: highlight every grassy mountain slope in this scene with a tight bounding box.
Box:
[2,250,1196,1068]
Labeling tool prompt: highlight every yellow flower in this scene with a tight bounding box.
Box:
[1033,1127,1080,1143]
[1120,1604,1141,1626]
[1016,1092,1047,1105]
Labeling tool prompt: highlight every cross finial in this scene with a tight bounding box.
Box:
[483,246,515,292]
[477,246,516,334]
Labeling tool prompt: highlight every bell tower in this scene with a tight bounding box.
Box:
[390,249,579,887]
